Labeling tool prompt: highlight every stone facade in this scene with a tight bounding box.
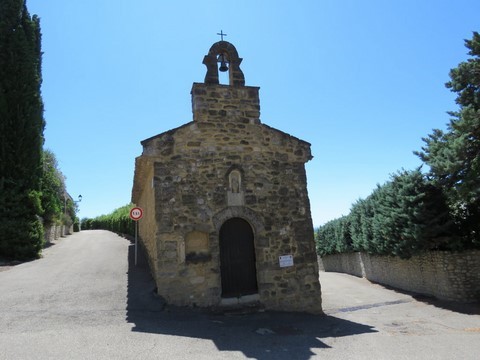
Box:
[320,251,480,302]
[132,41,322,313]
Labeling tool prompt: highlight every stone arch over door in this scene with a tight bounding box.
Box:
[213,206,265,236]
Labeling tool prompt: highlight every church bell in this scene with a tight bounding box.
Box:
[218,53,229,72]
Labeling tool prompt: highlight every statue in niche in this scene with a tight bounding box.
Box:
[227,169,244,206]
[229,170,241,193]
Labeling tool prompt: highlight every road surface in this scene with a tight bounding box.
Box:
[0,230,479,359]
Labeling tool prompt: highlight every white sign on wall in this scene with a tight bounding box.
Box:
[279,255,294,268]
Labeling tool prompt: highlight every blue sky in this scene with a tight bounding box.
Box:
[28,0,479,227]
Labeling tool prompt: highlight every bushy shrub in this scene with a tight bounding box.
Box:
[0,190,44,260]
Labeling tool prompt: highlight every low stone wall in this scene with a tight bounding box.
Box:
[44,224,74,246]
[320,251,480,303]
[44,225,55,245]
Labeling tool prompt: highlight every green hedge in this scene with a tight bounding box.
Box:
[81,204,135,237]
[316,216,352,256]
[316,170,459,259]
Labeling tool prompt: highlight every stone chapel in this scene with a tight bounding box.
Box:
[132,40,322,313]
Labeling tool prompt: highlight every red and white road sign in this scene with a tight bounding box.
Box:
[129,207,143,221]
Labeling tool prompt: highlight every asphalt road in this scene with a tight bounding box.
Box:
[0,230,479,360]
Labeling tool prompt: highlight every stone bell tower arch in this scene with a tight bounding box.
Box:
[191,39,260,125]
[203,40,245,86]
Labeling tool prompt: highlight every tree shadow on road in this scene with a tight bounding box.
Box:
[412,295,480,315]
[370,281,480,315]
[126,244,377,359]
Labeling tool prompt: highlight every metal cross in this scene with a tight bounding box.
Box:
[217,30,227,41]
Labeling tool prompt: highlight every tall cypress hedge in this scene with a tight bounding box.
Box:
[317,170,457,259]
[0,1,45,260]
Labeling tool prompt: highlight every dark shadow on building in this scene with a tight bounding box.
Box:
[126,244,378,359]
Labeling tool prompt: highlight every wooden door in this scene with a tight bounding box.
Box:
[219,218,258,297]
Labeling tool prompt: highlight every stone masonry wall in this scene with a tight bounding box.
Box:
[320,251,480,302]
[133,83,322,313]
[191,82,260,125]
[44,224,58,245]
[134,158,158,277]
[43,224,73,245]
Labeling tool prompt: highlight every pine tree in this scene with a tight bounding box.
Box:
[416,32,480,245]
[0,0,46,260]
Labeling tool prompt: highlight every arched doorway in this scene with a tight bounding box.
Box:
[219,218,258,298]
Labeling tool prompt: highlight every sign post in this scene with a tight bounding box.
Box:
[129,207,143,266]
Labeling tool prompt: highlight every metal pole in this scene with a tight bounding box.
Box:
[135,220,138,266]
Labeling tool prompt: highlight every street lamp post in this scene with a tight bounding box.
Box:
[74,195,82,231]
[64,194,82,233]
